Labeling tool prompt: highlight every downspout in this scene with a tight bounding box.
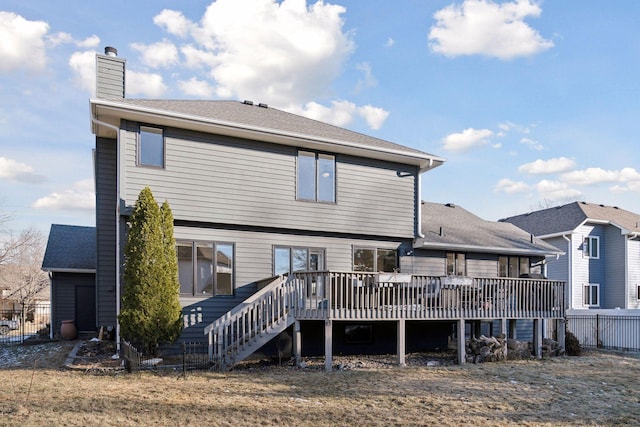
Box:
[562,234,572,311]
[90,115,122,354]
[416,159,434,239]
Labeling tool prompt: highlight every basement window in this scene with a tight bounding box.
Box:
[138,126,165,168]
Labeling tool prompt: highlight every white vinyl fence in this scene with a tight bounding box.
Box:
[566,309,640,352]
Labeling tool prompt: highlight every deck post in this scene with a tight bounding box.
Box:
[324,320,332,371]
[457,319,466,365]
[397,319,406,366]
[533,318,543,359]
[500,318,508,337]
[556,318,566,352]
[508,319,517,339]
[293,320,301,367]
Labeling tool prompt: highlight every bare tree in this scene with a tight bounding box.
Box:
[0,228,49,307]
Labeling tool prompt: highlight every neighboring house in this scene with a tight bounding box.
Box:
[87,48,565,368]
[502,201,640,310]
[42,224,96,337]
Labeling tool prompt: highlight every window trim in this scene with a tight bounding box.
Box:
[138,125,166,168]
[446,252,467,276]
[296,150,336,203]
[583,283,600,307]
[583,236,600,259]
[273,245,326,276]
[177,240,235,297]
[352,246,398,273]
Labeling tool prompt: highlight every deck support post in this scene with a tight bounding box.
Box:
[457,319,466,365]
[508,319,517,339]
[533,318,543,359]
[500,318,508,337]
[397,319,406,366]
[556,318,566,352]
[293,320,301,367]
[324,320,332,371]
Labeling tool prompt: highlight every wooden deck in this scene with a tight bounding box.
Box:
[288,272,566,321]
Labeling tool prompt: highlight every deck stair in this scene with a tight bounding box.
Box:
[204,275,294,370]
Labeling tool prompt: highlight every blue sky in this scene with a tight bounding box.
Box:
[1,0,640,236]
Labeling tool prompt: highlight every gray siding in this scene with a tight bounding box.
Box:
[543,236,569,283]
[95,137,118,326]
[121,125,417,239]
[402,249,445,276]
[604,225,625,308]
[96,54,125,99]
[174,225,406,341]
[51,272,95,337]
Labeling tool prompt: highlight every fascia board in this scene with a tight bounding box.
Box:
[91,99,446,171]
[413,241,564,257]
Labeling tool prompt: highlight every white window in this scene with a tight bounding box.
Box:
[583,236,599,259]
[446,252,466,276]
[353,247,397,272]
[297,151,335,203]
[139,126,165,167]
[177,241,234,296]
[583,283,600,307]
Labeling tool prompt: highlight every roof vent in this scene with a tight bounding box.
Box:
[104,46,118,57]
[530,234,534,243]
[242,100,254,105]
[258,103,268,108]
[439,227,445,237]
[445,203,455,208]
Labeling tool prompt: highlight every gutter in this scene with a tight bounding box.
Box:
[414,241,563,257]
[90,114,122,355]
[416,159,435,238]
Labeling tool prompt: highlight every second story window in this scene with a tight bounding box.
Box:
[446,252,466,276]
[297,151,335,203]
[583,236,599,259]
[138,126,165,168]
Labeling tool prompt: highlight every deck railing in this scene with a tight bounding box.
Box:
[287,272,566,321]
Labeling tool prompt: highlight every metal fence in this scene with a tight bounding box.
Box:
[567,310,640,352]
[120,341,211,375]
[0,303,51,345]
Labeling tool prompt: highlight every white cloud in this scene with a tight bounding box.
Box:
[560,167,640,186]
[357,105,389,130]
[154,9,194,38]
[150,1,385,129]
[130,40,180,68]
[32,179,95,211]
[0,157,46,184]
[47,32,73,47]
[442,128,493,151]
[495,178,529,194]
[126,70,168,98]
[518,157,576,175]
[385,37,395,48]
[520,137,544,151]
[0,11,49,72]
[428,0,554,59]
[178,77,215,98]
[77,35,100,49]
[291,100,356,128]
[69,50,97,94]
[355,62,377,92]
[534,179,581,200]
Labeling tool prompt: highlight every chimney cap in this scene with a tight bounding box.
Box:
[104,46,118,57]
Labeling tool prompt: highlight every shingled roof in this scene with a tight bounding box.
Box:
[91,98,445,170]
[42,225,96,272]
[500,201,640,237]
[415,202,562,256]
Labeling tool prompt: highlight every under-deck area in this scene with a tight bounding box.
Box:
[206,272,566,370]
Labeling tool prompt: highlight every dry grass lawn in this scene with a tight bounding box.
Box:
[0,342,638,426]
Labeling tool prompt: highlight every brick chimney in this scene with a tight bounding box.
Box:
[96,46,125,99]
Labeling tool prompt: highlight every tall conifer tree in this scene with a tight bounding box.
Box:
[119,187,182,354]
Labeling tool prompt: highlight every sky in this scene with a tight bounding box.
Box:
[1,0,640,237]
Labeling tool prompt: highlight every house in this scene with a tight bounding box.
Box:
[88,47,565,369]
[501,201,640,310]
[42,224,96,338]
